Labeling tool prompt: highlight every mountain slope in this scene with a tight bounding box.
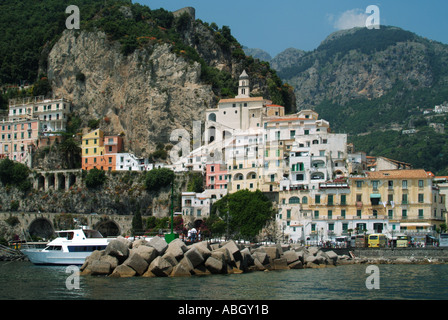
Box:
[276,26,448,174]
[0,0,295,158]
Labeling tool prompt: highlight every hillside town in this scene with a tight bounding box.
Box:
[1,71,447,245]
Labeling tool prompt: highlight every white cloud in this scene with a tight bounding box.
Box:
[333,9,368,30]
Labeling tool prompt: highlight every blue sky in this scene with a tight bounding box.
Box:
[135,0,448,57]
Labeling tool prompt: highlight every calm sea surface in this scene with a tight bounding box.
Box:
[0,261,447,300]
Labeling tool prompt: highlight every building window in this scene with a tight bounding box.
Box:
[328,210,333,219]
[402,209,407,218]
[356,181,363,188]
[418,209,424,219]
[418,180,424,188]
[372,180,379,191]
[357,210,362,217]
[314,211,319,219]
[388,210,393,219]
[328,195,334,205]
[315,195,321,204]
[418,194,424,203]
[289,197,300,204]
[402,180,408,189]
[340,195,347,205]
[402,194,408,205]
[341,210,346,218]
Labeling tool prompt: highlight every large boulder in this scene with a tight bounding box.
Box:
[132,238,149,248]
[81,250,104,271]
[308,246,319,256]
[273,258,289,270]
[165,240,186,261]
[192,242,212,260]
[222,240,242,261]
[148,256,173,277]
[184,247,204,268]
[325,250,339,264]
[123,252,149,276]
[170,263,192,277]
[100,254,119,270]
[110,264,136,278]
[148,237,168,255]
[252,251,269,265]
[116,236,132,248]
[132,245,157,264]
[261,246,280,261]
[283,250,299,264]
[89,260,112,275]
[105,239,130,262]
[205,256,225,274]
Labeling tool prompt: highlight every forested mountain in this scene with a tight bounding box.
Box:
[274,26,448,175]
[0,0,295,157]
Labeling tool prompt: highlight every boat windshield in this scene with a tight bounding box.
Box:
[57,232,74,240]
[84,230,103,238]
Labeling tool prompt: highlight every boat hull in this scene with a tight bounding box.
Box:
[21,249,92,265]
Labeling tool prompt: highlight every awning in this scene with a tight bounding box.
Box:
[400,223,431,227]
[370,193,381,198]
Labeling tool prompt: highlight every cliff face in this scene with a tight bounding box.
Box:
[47,30,214,157]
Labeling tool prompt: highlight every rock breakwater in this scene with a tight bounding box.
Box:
[80,237,348,278]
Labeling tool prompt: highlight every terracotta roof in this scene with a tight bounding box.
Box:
[218,97,267,104]
[365,169,430,179]
[266,104,285,108]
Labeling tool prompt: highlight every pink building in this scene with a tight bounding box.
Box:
[206,163,228,190]
[0,119,40,166]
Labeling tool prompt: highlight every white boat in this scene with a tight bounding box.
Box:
[21,228,115,265]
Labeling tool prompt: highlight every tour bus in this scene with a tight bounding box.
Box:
[440,234,448,247]
[368,234,387,248]
[396,235,410,248]
[355,234,368,248]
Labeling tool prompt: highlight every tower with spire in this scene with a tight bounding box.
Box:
[237,70,250,98]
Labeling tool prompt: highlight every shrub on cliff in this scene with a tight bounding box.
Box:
[0,158,31,192]
[85,168,107,189]
[144,168,174,192]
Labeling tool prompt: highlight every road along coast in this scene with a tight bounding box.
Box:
[79,237,448,278]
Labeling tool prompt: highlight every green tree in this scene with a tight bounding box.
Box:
[85,168,107,189]
[132,206,143,236]
[145,168,174,192]
[187,172,204,193]
[58,137,81,169]
[211,189,275,241]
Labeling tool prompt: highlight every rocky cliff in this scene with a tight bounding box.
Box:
[44,4,295,159]
[48,29,213,158]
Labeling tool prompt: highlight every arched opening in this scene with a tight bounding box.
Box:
[234,173,244,181]
[246,172,257,180]
[69,174,76,189]
[208,113,217,122]
[312,160,325,168]
[58,173,66,191]
[208,126,216,143]
[28,218,54,240]
[47,173,55,189]
[311,172,325,180]
[95,220,120,237]
[37,175,45,190]
[289,197,300,204]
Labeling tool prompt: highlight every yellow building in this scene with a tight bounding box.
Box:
[278,170,446,243]
[81,129,105,170]
[348,169,445,233]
